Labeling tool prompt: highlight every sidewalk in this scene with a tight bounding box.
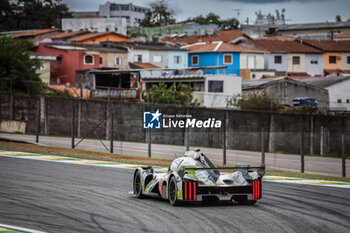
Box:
[0,133,349,177]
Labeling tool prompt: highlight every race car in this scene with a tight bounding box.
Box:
[133,149,265,206]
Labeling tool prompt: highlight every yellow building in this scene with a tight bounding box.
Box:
[30,53,57,84]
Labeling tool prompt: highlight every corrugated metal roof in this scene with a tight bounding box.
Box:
[142,75,205,80]
[102,41,185,51]
[297,76,350,88]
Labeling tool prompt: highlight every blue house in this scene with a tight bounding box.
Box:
[184,42,261,75]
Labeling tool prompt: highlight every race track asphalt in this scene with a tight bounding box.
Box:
[0,156,349,233]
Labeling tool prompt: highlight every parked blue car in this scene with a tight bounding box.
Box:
[293,97,318,108]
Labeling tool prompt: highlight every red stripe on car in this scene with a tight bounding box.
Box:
[193,182,196,201]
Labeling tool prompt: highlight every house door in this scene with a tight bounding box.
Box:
[247,55,256,69]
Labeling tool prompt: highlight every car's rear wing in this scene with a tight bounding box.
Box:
[179,165,265,178]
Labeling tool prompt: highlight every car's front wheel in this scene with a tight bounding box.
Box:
[133,171,144,198]
[168,177,180,206]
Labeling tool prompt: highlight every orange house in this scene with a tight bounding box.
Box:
[302,40,350,70]
[67,32,130,44]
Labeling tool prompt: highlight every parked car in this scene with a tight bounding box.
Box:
[293,97,318,108]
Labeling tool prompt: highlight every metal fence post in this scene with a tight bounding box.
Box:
[71,103,75,149]
[36,99,41,143]
[342,133,346,177]
[261,127,265,165]
[148,129,151,157]
[320,126,324,155]
[301,131,304,173]
[110,113,114,154]
[223,110,227,165]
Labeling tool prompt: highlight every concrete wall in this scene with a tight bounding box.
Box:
[262,79,329,110]
[305,54,323,76]
[203,75,242,108]
[99,52,128,69]
[287,53,306,73]
[62,18,127,35]
[1,93,349,155]
[37,60,51,84]
[128,49,150,63]
[240,53,264,69]
[326,79,350,111]
[149,51,168,68]
[341,53,350,70]
[168,51,188,69]
[183,23,218,36]
[265,53,288,74]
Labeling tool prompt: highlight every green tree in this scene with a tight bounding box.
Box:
[0,0,72,31]
[182,13,239,30]
[335,15,342,22]
[142,83,199,107]
[228,92,282,111]
[0,37,44,94]
[141,0,176,27]
[220,18,240,30]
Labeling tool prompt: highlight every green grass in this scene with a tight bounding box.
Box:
[266,170,350,183]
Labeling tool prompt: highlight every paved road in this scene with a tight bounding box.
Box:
[0,156,349,233]
[1,133,349,177]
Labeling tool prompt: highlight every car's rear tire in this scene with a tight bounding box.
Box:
[133,171,145,198]
[168,176,180,206]
[234,196,257,205]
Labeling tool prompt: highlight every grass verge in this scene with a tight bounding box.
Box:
[0,141,172,166]
[0,141,349,182]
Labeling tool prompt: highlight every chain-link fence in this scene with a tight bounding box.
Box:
[0,93,349,177]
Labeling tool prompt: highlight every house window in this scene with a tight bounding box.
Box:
[56,56,62,65]
[192,55,199,65]
[84,55,94,65]
[347,56,350,64]
[347,99,350,103]
[174,56,181,64]
[337,99,342,103]
[292,56,300,65]
[310,56,318,64]
[208,80,223,93]
[153,55,162,63]
[223,54,232,64]
[99,57,103,64]
[329,56,336,64]
[115,57,121,65]
[274,55,282,64]
[134,54,142,62]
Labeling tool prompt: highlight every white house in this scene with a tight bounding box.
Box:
[300,76,350,111]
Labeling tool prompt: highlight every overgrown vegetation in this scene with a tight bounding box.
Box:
[285,105,319,114]
[183,12,240,30]
[142,83,200,107]
[141,0,176,27]
[228,92,283,111]
[0,37,44,95]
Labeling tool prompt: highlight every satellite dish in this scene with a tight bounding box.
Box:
[196,69,204,76]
